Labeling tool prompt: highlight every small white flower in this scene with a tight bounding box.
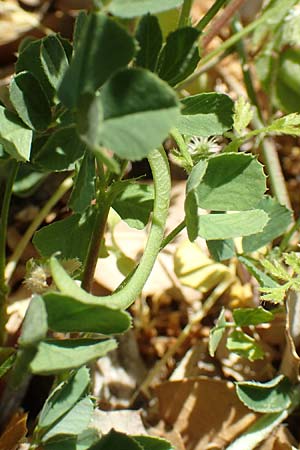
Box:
[188,136,221,156]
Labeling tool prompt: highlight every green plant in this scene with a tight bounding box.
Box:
[1,0,300,448]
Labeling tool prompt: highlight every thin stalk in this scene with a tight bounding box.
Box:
[81,190,111,292]
[232,17,292,210]
[178,0,193,28]
[5,176,73,283]
[179,7,273,90]
[0,159,18,345]
[160,220,186,250]
[81,156,110,293]
[170,128,193,171]
[196,0,228,32]
[52,148,172,310]
[201,0,247,48]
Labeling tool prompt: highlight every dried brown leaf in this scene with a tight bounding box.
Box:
[91,409,147,436]
[0,412,27,450]
[155,377,259,450]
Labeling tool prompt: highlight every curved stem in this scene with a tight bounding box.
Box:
[5,176,73,283]
[51,147,171,310]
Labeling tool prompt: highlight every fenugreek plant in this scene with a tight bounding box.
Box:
[0,0,300,448]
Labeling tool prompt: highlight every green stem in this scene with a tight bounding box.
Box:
[232,17,292,210]
[0,159,18,345]
[160,220,186,250]
[81,189,111,292]
[51,147,171,310]
[231,18,261,113]
[196,0,228,32]
[81,156,109,293]
[178,5,272,90]
[5,176,73,283]
[170,128,193,172]
[178,0,193,28]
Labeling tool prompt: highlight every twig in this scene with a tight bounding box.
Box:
[201,0,248,48]
[178,7,273,91]
[5,176,73,283]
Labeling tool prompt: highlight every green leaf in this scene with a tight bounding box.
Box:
[207,239,236,261]
[209,307,227,357]
[32,126,86,172]
[278,48,300,97]
[76,94,121,172]
[42,291,131,334]
[266,112,300,136]
[227,410,288,450]
[16,39,54,102]
[242,197,292,252]
[88,430,143,450]
[233,97,253,135]
[97,68,180,160]
[236,375,292,413]
[44,429,99,450]
[33,209,95,264]
[196,153,266,211]
[9,71,52,131]
[284,252,300,274]
[177,93,234,137]
[44,438,76,450]
[13,164,46,197]
[226,330,264,361]
[233,307,274,327]
[73,11,88,51]
[30,338,117,374]
[10,347,37,387]
[0,106,32,161]
[0,349,16,379]
[109,0,183,17]
[112,183,154,229]
[41,397,94,442]
[18,295,48,347]
[58,13,135,108]
[157,27,200,86]
[77,429,100,450]
[38,366,90,429]
[198,210,268,240]
[184,159,208,241]
[41,35,69,90]
[133,435,174,450]
[69,153,95,213]
[238,256,278,289]
[135,14,162,71]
